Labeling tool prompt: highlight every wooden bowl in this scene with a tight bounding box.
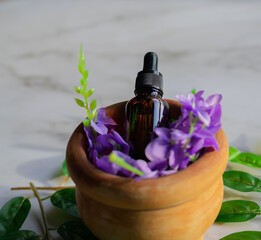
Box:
[66,100,229,240]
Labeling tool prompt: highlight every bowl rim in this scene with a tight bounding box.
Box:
[66,100,229,210]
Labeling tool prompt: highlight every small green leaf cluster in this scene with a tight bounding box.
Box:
[217,146,261,239]
[51,189,98,239]
[75,46,98,127]
[0,197,39,239]
[62,159,69,177]
[0,187,98,240]
[229,146,261,168]
[220,231,261,240]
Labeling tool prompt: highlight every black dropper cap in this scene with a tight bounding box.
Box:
[135,52,163,95]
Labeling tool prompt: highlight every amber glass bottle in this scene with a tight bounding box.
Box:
[125,52,169,160]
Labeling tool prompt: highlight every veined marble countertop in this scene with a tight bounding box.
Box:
[1,0,261,239]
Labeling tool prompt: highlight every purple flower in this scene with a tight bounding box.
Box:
[145,90,222,172]
[176,91,222,127]
[84,90,222,180]
[145,128,189,170]
[94,130,130,156]
[95,151,154,178]
[84,107,119,156]
[91,108,117,135]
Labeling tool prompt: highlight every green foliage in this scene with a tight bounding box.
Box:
[62,159,69,177]
[229,146,241,160]
[0,230,40,240]
[215,200,261,222]
[86,88,94,98]
[223,171,261,192]
[74,86,81,94]
[191,88,196,95]
[229,147,261,168]
[82,119,90,127]
[0,197,31,235]
[219,231,261,240]
[58,220,98,240]
[50,189,80,218]
[90,99,97,111]
[74,46,98,127]
[74,98,85,107]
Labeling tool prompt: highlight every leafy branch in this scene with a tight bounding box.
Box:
[3,183,96,239]
[217,146,261,239]
[75,45,98,127]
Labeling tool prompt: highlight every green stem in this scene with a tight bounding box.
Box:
[183,112,196,150]
[41,195,51,201]
[30,182,51,240]
[109,152,144,176]
[85,95,91,120]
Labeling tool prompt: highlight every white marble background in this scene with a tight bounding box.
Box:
[1,0,261,239]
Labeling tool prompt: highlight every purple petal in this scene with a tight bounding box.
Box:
[148,158,168,171]
[203,137,219,150]
[112,130,130,154]
[159,169,178,176]
[197,110,211,126]
[171,129,191,140]
[135,170,159,181]
[145,138,169,162]
[97,108,117,126]
[91,120,108,135]
[206,94,222,106]
[189,138,204,155]
[154,127,170,140]
[195,90,204,98]
[136,160,153,174]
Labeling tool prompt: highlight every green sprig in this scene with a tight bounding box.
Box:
[75,45,98,127]
[109,152,145,176]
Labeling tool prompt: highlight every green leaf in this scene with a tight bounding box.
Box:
[83,70,88,79]
[80,88,85,96]
[50,189,79,218]
[82,119,90,127]
[58,220,98,240]
[90,109,97,120]
[78,45,83,65]
[74,86,81,94]
[191,88,196,95]
[215,200,261,222]
[78,64,85,74]
[78,46,85,74]
[1,230,40,240]
[62,159,69,177]
[229,146,241,161]
[80,78,84,86]
[90,99,97,111]
[230,152,261,168]
[74,98,85,107]
[86,88,94,98]
[220,231,261,240]
[0,197,31,234]
[223,171,261,192]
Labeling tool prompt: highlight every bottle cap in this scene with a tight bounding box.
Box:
[135,52,163,94]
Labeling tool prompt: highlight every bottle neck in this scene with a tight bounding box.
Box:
[134,87,163,97]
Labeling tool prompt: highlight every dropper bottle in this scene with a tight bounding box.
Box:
[125,52,169,160]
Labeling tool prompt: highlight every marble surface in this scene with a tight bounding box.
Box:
[1,0,261,239]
